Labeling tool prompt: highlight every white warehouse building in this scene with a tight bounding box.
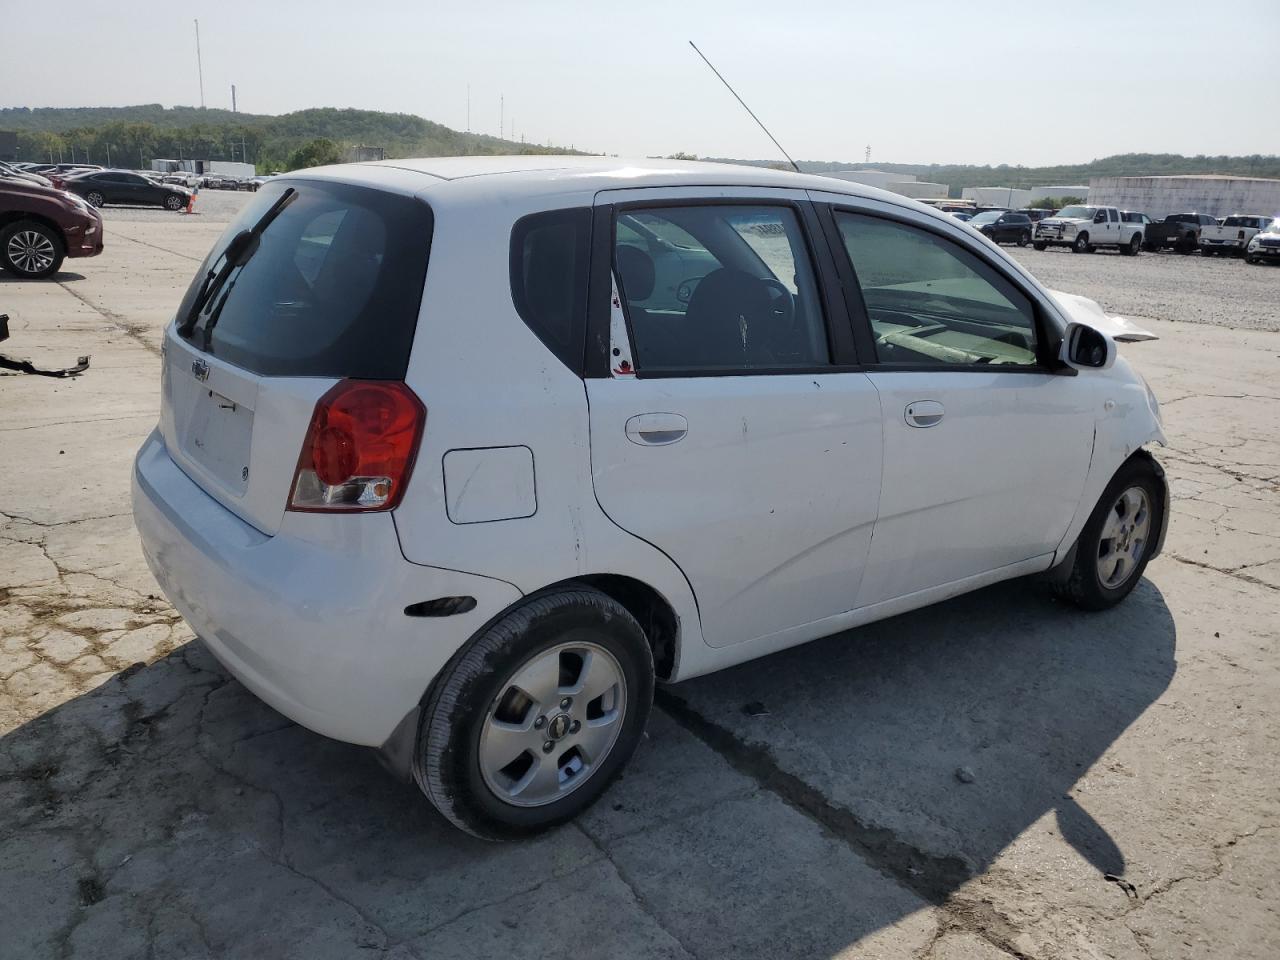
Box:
[962,186,1034,208]
[1088,176,1280,221]
[821,170,950,200]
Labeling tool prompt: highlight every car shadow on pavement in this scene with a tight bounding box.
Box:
[0,576,1175,958]
[0,271,85,283]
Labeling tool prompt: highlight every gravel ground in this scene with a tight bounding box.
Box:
[1007,245,1280,333]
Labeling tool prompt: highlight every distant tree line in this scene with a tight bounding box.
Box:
[1,105,585,172]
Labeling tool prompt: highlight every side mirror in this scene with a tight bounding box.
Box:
[1059,322,1116,370]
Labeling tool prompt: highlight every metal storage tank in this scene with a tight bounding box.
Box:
[1088,176,1280,220]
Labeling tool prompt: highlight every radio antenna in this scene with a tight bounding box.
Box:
[688,41,800,173]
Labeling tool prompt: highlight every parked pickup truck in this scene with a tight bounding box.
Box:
[1200,215,1274,256]
[1033,205,1144,255]
[1142,213,1217,253]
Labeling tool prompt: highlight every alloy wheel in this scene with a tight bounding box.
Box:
[6,229,56,275]
[1097,486,1151,589]
[86,192,105,207]
[478,641,627,807]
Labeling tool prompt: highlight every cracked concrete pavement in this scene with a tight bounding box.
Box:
[1,195,1277,958]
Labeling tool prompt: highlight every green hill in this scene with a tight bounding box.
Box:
[1,104,585,171]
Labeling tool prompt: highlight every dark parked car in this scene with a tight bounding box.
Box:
[0,174,104,278]
[1143,213,1217,253]
[62,169,192,211]
[0,161,53,188]
[968,210,1034,246]
[1021,208,1055,223]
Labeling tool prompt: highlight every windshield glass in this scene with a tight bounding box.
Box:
[1056,206,1096,220]
[1262,219,1280,235]
[969,212,1002,225]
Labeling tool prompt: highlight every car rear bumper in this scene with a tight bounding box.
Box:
[131,428,522,746]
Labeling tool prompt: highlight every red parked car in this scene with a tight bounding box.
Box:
[0,174,104,278]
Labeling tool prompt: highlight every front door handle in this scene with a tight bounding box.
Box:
[625,413,688,446]
[905,400,944,428]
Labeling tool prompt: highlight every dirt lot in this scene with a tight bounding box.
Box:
[1,192,1277,959]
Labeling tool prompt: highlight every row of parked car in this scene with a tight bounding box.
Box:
[949,202,1279,264]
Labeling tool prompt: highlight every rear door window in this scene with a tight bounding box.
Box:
[177,180,432,378]
[613,204,829,372]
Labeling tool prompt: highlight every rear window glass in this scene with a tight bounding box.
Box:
[509,207,591,373]
[177,179,432,378]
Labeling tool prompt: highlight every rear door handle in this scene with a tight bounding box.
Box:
[905,400,944,428]
[625,413,688,446]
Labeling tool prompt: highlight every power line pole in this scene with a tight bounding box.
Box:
[466,83,471,132]
[231,84,237,112]
[194,19,205,108]
[500,95,504,140]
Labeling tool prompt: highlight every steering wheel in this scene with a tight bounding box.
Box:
[759,278,795,328]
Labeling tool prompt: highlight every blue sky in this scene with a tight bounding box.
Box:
[2,0,1276,166]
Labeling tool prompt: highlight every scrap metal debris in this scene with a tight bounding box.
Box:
[0,314,90,378]
[1104,873,1139,899]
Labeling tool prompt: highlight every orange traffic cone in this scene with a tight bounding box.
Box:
[184,192,196,215]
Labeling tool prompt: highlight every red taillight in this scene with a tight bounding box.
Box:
[288,380,425,513]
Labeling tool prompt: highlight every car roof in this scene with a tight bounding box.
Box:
[287,155,938,214]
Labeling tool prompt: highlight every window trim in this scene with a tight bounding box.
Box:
[587,196,861,380]
[508,206,593,377]
[820,202,1067,375]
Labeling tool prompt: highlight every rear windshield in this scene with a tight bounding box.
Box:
[176,179,432,378]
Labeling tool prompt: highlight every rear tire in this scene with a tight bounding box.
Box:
[1119,234,1141,256]
[1071,233,1090,253]
[0,220,65,279]
[85,191,105,208]
[1017,231,1031,247]
[1179,234,1197,254]
[1054,456,1164,611]
[415,586,654,840]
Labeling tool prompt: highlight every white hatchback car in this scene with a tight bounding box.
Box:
[132,157,1168,839]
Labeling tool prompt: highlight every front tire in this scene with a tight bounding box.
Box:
[1033,242,1047,251]
[1072,232,1090,253]
[415,586,654,840]
[163,193,186,211]
[1017,231,1031,247]
[85,191,105,208]
[0,220,65,279]
[1055,456,1164,611]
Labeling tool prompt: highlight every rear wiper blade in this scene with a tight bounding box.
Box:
[177,187,297,337]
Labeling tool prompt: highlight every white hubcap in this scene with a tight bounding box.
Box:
[478,641,626,807]
[1097,486,1151,588]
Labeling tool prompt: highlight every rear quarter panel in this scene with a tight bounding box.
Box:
[390,181,704,662]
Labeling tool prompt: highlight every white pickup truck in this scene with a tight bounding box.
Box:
[1200,215,1274,257]
[1033,205,1144,255]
